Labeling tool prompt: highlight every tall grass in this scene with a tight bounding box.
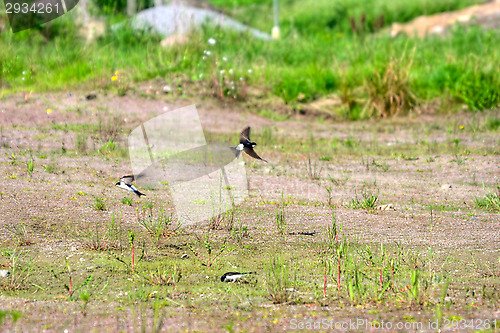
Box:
[475,187,500,212]
[1,0,498,117]
[266,254,296,304]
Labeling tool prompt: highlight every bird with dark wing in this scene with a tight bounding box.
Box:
[115,175,146,197]
[231,126,268,162]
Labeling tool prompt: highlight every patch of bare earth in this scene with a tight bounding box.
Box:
[0,91,499,332]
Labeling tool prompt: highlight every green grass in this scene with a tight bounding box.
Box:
[0,190,499,328]
[25,156,34,176]
[121,197,133,206]
[475,188,500,212]
[91,197,106,211]
[1,0,499,118]
[349,189,379,209]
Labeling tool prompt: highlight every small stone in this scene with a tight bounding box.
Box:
[0,270,10,278]
[163,85,172,93]
[441,184,452,189]
[181,253,189,259]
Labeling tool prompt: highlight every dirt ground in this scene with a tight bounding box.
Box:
[0,90,499,332]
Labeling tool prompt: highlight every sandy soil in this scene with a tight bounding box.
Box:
[0,91,499,332]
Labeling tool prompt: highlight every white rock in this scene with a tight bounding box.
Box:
[441,184,452,189]
[0,270,10,278]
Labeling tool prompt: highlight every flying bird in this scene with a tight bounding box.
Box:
[231,127,268,162]
[116,175,146,197]
[220,271,255,283]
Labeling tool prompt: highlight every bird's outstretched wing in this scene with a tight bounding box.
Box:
[120,175,135,185]
[244,147,268,163]
[120,173,147,185]
[240,126,251,143]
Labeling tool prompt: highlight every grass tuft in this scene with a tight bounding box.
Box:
[266,255,296,304]
[92,197,106,211]
[349,189,379,209]
[363,57,416,118]
[122,197,133,206]
[475,187,500,212]
[137,210,180,247]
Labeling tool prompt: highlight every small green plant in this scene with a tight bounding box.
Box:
[108,213,125,250]
[26,156,34,176]
[451,154,465,166]
[328,174,350,186]
[137,210,180,246]
[122,197,133,206]
[209,208,235,231]
[133,302,166,333]
[79,290,91,315]
[73,220,120,251]
[275,195,286,235]
[348,189,379,209]
[327,209,342,248]
[4,222,33,246]
[475,187,500,212]
[129,230,136,272]
[92,197,106,211]
[8,153,17,166]
[434,280,450,327]
[142,201,155,213]
[266,254,296,304]
[346,265,368,305]
[0,250,33,291]
[407,267,420,303]
[136,265,182,287]
[325,186,333,206]
[109,231,145,274]
[187,233,227,268]
[231,218,249,245]
[99,139,116,155]
[333,239,350,291]
[371,159,389,172]
[50,258,92,299]
[306,155,322,181]
[76,133,88,154]
[43,161,57,174]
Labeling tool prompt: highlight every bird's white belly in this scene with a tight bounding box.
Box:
[117,182,133,192]
[227,274,243,281]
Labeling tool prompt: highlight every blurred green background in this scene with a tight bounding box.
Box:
[0,0,499,119]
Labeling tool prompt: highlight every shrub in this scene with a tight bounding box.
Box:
[363,58,416,118]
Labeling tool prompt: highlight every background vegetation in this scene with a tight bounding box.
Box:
[0,0,499,119]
